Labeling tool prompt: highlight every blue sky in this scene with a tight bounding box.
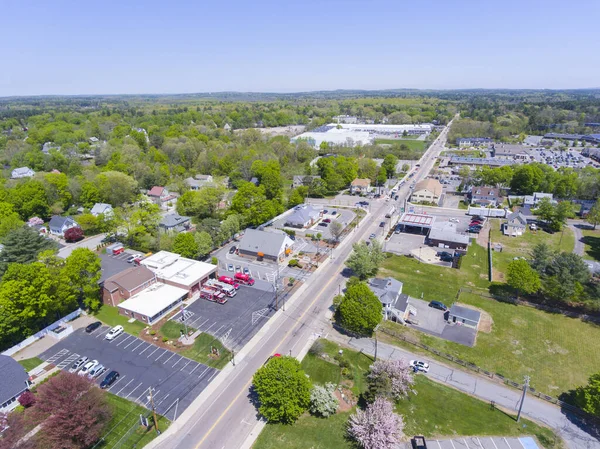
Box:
[1,0,599,96]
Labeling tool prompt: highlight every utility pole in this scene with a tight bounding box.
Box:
[516,375,530,422]
[374,336,378,361]
[148,387,160,435]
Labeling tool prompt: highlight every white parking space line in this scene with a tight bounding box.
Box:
[212,325,225,337]
[95,327,110,338]
[134,388,150,403]
[198,366,211,379]
[195,318,209,330]
[464,440,470,449]
[131,342,145,352]
[503,438,513,449]
[450,440,457,449]
[147,347,160,358]
[490,438,499,449]
[189,364,200,375]
[477,439,483,449]
[517,439,526,449]
[115,335,133,347]
[155,350,168,361]
[139,344,152,355]
[107,375,126,392]
[202,322,216,333]
[126,382,144,398]
[123,338,138,349]
[180,360,191,372]
[172,357,184,368]
[207,371,218,382]
[116,378,135,395]
[156,393,169,407]
[46,348,70,364]
[57,353,80,369]
[163,352,177,365]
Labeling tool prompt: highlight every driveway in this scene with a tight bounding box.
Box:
[58,233,106,258]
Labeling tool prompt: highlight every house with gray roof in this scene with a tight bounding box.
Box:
[427,221,471,250]
[285,205,321,228]
[523,192,554,207]
[503,211,527,236]
[90,203,114,217]
[368,277,410,323]
[238,229,294,261]
[292,175,321,189]
[0,355,31,412]
[49,215,79,237]
[11,166,35,179]
[159,213,191,233]
[447,304,481,329]
[185,174,214,190]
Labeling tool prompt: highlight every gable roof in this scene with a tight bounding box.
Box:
[472,186,500,197]
[49,215,76,229]
[369,277,403,307]
[90,203,113,215]
[449,304,481,323]
[506,211,527,226]
[351,178,371,187]
[0,355,29,404]
[104,266,156,293]
[160,213,190,228]
[286,206,321,225]
[148,186,165,197]
[12,167,34,176]
[239,229,293,258]
[414,178,442,196]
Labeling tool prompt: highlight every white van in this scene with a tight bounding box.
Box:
[105,325,124,341]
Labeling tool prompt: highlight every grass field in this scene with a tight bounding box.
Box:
[375,139,426,151]
[253,340,560,449]
[489,224,575,281]
[581,228,600,261]
[94,305,147,336]
[98,393,170,449]
[179,333,231,369]
[160,320,197,340]
[18,357,43,372]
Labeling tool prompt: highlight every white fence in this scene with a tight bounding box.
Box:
[2,308,84,356]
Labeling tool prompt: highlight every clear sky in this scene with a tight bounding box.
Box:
[1,0,599,96]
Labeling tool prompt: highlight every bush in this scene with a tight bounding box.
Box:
[348,397,405,449]
[334,354,350,369]
[64,226,84,242]
[309,383,339,417]
[364,359,415,403]
[211,256,218,265]
[149,330,156,336]
[18,390,36,408]
[288,259,301,268]
[308,340,324,356]
[162,337,169,343]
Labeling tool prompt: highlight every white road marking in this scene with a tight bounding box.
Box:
[172,357,183,368]
[155,350,168,361]
[163,352,177,365]
[490,438,499,449]
[123,337,138,349]
[189,364,200,375]
[95,327,110,338]
[198,367,211,379]
[207,371,218,382]
[477,438,484,449]
[115,335,133,347]
[517,439,527,449]
[147,347,160,358]
[139,344,152,355]
[202,322,216,333]
[126,382,144,398]
[107,375,126,392]
[180,360,192,372]
[116,378,135,395]
[450,440,457,449]
[195,318,210,330]
[503,438,512,449]
[437,440,442,449]
[131,342,145,352]
[464,439,470,449]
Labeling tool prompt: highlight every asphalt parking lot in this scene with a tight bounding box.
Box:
[385,232,425,255]
[172,283,278,349]
[305,208,355,240]
[99,249,146,282]
[399,437,540,449]
[40,326,218,421]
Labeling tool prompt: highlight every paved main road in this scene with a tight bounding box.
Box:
[57,233,106,258]
[148,120,455,449]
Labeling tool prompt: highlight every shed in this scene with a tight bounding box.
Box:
[447,304,481,329]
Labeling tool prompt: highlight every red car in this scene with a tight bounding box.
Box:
[323,218,331,223]
[470,220,483,226]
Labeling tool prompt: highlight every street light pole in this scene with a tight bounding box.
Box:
[148,387,160,435]
[516,375,530,422]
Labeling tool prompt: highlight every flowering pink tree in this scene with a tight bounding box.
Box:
[348,397,404,449]
[365,359,415,402]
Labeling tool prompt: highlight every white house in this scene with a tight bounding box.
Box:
[90,203,114,217]
[49,216,79,236]
[0,355,32,413]
[11,167,35,179]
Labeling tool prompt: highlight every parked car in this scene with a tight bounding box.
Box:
[105,325,124,341]
[243,267,250,274]
[126,255,136,263]
[470,220,483,226]
[235,265,241,273]
[89,363,105,379]
[369,233,376,239]
[323,218,331,223]
[437,251,453,262]
[100,371,120,389]
[228,264,234,272]
[428,300,447,311]
[69,356,89,373]
[318,222,328,227]
[101,235,116,244]
[379,221,385,227]
[394,195,399,201]
[78,360,99,376]
[229,246,237,254]
[530,223,537,231]
[322,209,328,214]
[468,228,481,234]
[85,321,102,333]
[409,360,430,373]
[331,210,337,215]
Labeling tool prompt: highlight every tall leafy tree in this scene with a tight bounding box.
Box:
[172,232,199,259]
[176,187,224,219]
[382,154,398,178]
[575,372,600,418]
[337,281,382,336]
[345,241,384,280]
[252,356,312,423]
[587,198,600,230]
[63,248,102,311]
[507,259,541,299]
[0,226,56,275]
[348,397,405,449]
[194,231,214,258]
[0,202,23,242]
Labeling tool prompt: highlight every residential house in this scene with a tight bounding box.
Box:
[250,177,260,186]
[90,203,114,217]
[159,213,191,233]
[292,175,321,189]
[503,211,527,236]
[350,178,372,195]
[27,216,47,235]
[147,186,176,207]
[42,142,60,154]
[285,205,321,228]
[447,304,481,329]
[223,123,232,131]
[11,166,35,179]
[427,221,470,250]
[89,137,99,143]
[523,192,554,207]
[49,216,79,237]
[411,178,443,204]
[102,266,157,306]
[0,355,32,413]
[185,174,214,190]
[238,229,294,261]
[470,186,501,207]
[368,277,411,323]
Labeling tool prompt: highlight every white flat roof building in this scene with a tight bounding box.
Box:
[118,283,188,325]
[327,123,433,133]
[292,130,373,148]
[141,251,217,290]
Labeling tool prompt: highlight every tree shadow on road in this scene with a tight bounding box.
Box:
[558,390,600,441]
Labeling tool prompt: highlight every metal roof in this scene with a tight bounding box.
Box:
[239,229,293,258]
[449,304,481,323]
[399,213,435,227]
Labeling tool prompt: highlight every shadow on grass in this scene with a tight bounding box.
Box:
[581,235,600,261]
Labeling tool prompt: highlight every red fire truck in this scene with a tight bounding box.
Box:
[218,275,240,289]
[234,272,255,286]
[200,286,228,304]
[206,279,237,297]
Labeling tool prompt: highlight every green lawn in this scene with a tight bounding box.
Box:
[379,289,600,396]
[18,357,43,372]
[98,393,170,449]
[254,340,561,449]
[379,243,489,304]
[93,305,147,336]
[581,229,600,261]
[375,139,426,151]
[397,376,560,448]
[160,320,197,340]
[489,224,575,281]
[178,333,231,369]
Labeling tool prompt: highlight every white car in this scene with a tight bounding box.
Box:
[409,360,430,373]
[89,363,106,379]
[105,325,124,341]
[78,360,99,376]
[69,356,88,373]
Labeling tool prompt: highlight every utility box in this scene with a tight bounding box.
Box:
[412,436,427,449]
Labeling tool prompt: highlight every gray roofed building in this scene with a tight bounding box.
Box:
[49,215,79,236]
[238,229,294,261]
[285,205,321,228]
[11,166,35,179]
[448,304,481,329]
[503,211,527,237]
[427,222,470,249]
[368,277,410,322]
[292,175,321,189]
[90,203,114,217]
[159,213,191,233]
[185,174,215,190]
[0,355,31,412]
